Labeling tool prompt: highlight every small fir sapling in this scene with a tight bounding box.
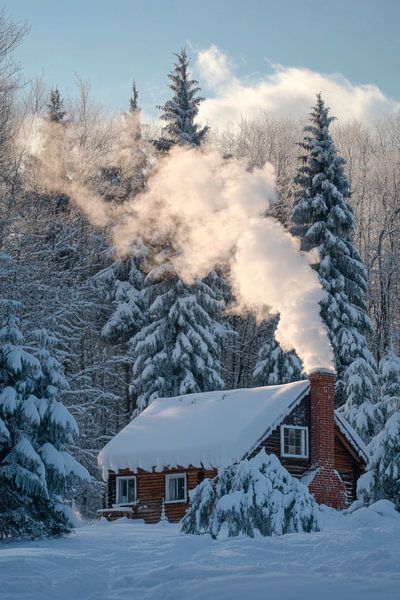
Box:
[160,497,169,526]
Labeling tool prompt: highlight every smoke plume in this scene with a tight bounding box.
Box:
[19,116,334,373]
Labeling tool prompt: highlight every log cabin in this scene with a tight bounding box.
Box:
[98,370,367,523]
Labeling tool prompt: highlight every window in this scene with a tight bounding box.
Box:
[165,473,187,503]
[116,476,136,504]
[280,426,308,458]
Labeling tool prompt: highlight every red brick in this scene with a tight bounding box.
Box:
[308,371,346,509]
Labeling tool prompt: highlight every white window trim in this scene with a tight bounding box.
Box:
[116,475,137,504]
[280,425,309,459]
[165,473,187,504]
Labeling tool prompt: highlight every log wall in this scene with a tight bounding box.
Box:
[334,431,362,504]
[106,466,217,524]
[248,393,311,478]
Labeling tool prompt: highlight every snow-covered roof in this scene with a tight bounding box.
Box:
[334,411,368,464]
[98,379,369,478]
[98,380,310,478]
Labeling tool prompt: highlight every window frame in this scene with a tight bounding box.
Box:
[116,475,137,505]
[165,473,187,504]
[280,425,309,459]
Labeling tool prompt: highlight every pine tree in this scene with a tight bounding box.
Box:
[156,48,208,151]
[160,497,168,525]
[30,328,90,516]
[357,347,400,507]
[131,267,227,413]
[99,256,145,416]
[0,302,88,539]
[130,80,139,113]
[290,94,376,440]
[101,259,145,345]
[378,346,400,419]
[47,88,66,123]
[130,51,228,413]
[97,79,147,416]
[0,301,46,538]
[182,450,320,538]
[253,318,303,386]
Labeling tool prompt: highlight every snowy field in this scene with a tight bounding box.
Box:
[1,502,399,600]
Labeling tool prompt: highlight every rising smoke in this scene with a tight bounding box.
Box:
[18,113,334,373]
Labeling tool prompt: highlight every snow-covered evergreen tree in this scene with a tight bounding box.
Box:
[101,259,145,345]
[30,328,90,518]
[129,51,229,413]
[156,48,208,151]
[357,347,400,507]
[47,88,66,123]
[0,301,46,538]
[378,346,400,419]
[131,267,227,413]
[182,450,320,538]
[253,318,303,386]
[98,256,145,416]
[342,358,379,441]
[130,80,139,113]
[0,302,88,539]
[357,412,400,508]
[290,94,376,440]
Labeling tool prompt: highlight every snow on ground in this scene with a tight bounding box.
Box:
[1,502,399,600]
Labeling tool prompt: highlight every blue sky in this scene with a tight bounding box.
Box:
[7,0,400,119]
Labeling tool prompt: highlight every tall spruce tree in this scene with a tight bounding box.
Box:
[377,346,400,418]
[100,256,145,414]
[47,88,66,123]
[253,318,303,386]
[98,81,148,417]
[30,328,90,515]
[357,347,400,507]
[156,48,208,151]
[131,268,226,412]
[101,259,145,345]
[0,301,45,538]
[130,80,139,113]
[0,301,88,539]
[291,94,377,441]
[130,50,228,413]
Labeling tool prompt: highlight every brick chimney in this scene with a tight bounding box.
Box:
[307,370,347,509]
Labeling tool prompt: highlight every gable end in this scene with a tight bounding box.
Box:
[247,392,311,479]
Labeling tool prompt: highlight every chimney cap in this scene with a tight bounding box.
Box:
[308,367,336,377]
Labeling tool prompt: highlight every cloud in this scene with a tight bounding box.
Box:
[196,45,232,88]
[196,45,400,127]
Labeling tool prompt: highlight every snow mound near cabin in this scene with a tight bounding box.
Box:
[318,499,400,530]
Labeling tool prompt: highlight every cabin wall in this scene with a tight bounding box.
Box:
[106,466,217,524]
[334,433,362,504]
[248,393,311,478]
